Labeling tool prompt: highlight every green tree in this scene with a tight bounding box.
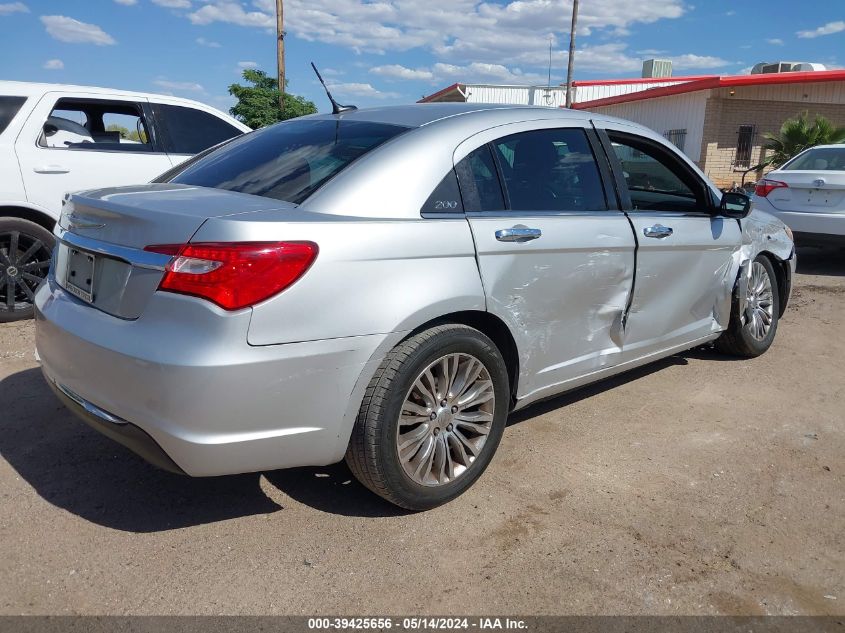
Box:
[228,69,317,129]
[762,112,845,168]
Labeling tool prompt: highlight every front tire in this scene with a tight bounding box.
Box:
[0,218,55,323]
[346,324,510,510]
[715,255,780,358]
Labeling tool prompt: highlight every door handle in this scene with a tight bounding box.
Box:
[33,165,70,174]
[495,227,542,243]
[643,224,673,239]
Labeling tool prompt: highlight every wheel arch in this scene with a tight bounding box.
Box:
[408,310,521,405]
[757,250,792,317]
[0,205,58,234]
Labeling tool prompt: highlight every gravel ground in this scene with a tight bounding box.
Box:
[0,246,842,616]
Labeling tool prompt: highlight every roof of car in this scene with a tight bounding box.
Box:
[310,102,594,128]
[0,79,237,115]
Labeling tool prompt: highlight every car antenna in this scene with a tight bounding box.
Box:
[310,62,357,114]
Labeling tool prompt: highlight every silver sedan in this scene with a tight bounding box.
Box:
[35,104,795,509]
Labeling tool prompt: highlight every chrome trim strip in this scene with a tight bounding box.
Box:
[53,380,128,426]
[56,229,171,271]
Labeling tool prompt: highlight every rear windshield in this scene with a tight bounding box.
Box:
[0,96,27,136]
[783,146,845,171]
[167,118,409,204]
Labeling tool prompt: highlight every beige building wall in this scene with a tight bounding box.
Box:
[700,96,845,188]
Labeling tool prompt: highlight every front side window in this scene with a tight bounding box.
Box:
[38,99,152,151]
[153,104,243,155]
[491,128,607,212]
[783,146,845,171]
[168,119,408,204]
[0,96,27,136]
[609,135,703,212]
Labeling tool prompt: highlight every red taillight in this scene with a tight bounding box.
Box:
[144,241,318,310]
[754,178,789,197]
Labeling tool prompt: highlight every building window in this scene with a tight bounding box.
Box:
[735,124,756,168]
[663,129,687,152]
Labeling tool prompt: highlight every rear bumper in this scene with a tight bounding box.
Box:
[45,376,186,475]
[757,199,845,239]
[35,278,397,476]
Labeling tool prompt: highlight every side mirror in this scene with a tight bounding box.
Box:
[719,191,752,219]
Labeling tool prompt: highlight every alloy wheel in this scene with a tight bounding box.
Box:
[0,230,52,313]
[396,353,496,487]
[745,261,774,341]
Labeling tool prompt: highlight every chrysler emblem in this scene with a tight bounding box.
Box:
[65,213,105,230]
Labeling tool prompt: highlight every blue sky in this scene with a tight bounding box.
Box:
[0,0,843,115]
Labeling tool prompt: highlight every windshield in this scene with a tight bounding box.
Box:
[167,118,409,204]
[783,146,845,171]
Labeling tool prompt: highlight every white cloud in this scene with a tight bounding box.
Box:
[0,2,28,16]
[327,82,401,100]
[237,61,259,69]
[371,64,434,81]
[40,15,116,45]
[43,58,64,70]
[113,0,137,5]
[152,0,191,8]
[153,79,205,92]
[196,37,221,47]
[797,20,845,38]
[188,1,274,28]
[180,0,730,89]
[766,38,784,45]
[668,54,732,69]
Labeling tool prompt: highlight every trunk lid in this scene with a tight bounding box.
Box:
[764,169,845,212]
[55,184,298,319]
[59,183,295,249]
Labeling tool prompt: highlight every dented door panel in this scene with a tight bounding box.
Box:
[620,212,742,360]
[467,212,635,401]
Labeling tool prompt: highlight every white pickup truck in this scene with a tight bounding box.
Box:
[0,81,251,321]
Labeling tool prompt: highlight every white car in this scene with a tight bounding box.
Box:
[0,81,251,321]
[754,144,845,247]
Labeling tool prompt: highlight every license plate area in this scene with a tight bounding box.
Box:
[807,189,833,206]
[64,248,97,303]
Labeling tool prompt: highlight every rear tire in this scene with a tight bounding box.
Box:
[0,218,55,323]
[715,255,780,358]
[345,324,510,510]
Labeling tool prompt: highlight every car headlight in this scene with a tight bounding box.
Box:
[783,225,794,241]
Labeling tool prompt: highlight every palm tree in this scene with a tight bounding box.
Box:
[762,112,845,168]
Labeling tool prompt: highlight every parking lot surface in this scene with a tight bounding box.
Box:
[1,247,842,616]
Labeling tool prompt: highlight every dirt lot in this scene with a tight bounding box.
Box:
[0,247,842,616]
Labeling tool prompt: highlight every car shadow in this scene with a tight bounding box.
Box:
[0,367,408,527]
[0,347,731,527]
[0,367,282,532]
[796,246,845,277]
[506,355,690,426]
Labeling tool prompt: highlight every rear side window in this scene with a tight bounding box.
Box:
[0,96,27,135]
[455,145,506,212]
[491,128,607,212]
[37,98,152,152]
[169,119,408,204]
[153,104,243,154]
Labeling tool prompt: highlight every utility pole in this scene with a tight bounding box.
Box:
[275,0,285,116]
[564,0,579,108]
